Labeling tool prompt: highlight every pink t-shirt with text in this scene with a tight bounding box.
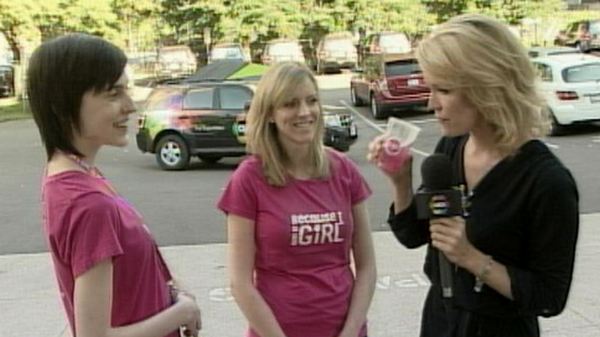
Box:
[218,150,372,337]
[42,171,177,337]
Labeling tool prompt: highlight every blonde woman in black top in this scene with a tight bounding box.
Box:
[368,14,579,337]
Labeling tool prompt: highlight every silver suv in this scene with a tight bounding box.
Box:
[157,45,197,78]
[261,39,306,65]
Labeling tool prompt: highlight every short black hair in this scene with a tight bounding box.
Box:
[27,33,127,159]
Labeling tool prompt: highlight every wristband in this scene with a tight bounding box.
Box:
[474,255,493,293]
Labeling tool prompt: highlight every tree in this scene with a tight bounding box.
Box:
[421,0,469,23]
[0,0,32,62]
[29,0,120,42]
[111,0,160,51]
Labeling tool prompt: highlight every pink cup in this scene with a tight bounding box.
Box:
[379,137,410,174]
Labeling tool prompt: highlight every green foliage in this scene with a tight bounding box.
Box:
[0,0,597,64]
[421,0,469,23]
[0,0,33,61]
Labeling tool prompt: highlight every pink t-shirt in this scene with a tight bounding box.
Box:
[218,150,372,337]
[41,171,178,337]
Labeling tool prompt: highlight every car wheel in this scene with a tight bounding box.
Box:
[370,94,386,120]
[198,155,222,164]
[155,134,190,170]
[350,86,364,106]
[549,110,566,136]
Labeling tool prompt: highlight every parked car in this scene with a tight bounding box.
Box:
[554,20,600,52]
[528,46,581,58]
[208,43,250,63]
[156,45,197,78]
[358,31,411,65]
[316,32,358,74]
[0,64,14,97]
[261,39,306,65]
[350,53,429,119]
[137,62,357,170]
[531,54,600,135]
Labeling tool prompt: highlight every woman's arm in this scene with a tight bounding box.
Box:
[74,259,200,337]
[338,201,377,337]
[227,214,287,337]
[429,216,514,299]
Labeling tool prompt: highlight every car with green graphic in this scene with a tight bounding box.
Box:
[136,60,357,170]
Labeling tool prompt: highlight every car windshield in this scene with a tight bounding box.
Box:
[385,60,421,76]
[160,50,192,62]
[562,63,600,83]
[212,47,243,59]
[324,39,354,51]
[379,34,411,53]
[268,42,302,55]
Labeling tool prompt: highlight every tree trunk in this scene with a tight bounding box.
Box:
[2,30,21,63]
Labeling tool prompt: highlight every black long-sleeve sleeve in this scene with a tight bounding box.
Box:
[506,165,579,317]
[387,200,430,249]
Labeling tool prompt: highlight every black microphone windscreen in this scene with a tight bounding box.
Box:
[421,154,453,190]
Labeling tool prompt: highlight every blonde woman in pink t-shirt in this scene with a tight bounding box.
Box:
[28,34,201,337]
[218,62,377,337]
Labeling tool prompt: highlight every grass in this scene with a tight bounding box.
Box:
[0,97,31,123]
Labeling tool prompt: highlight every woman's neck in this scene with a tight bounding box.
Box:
[71,138,99,166]
[468,122,502,155]
[47,144,99,176]
[282,145,314,179]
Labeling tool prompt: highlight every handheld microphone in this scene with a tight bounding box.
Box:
[415,154,462,298]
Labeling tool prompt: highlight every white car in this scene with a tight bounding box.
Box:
[528,46,581,58]
[531,54,600,134]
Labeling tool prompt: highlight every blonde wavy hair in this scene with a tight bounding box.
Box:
[416,14,550,154]
[246,62,329,186]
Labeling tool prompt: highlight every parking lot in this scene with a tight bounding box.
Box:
[1,72,600,337]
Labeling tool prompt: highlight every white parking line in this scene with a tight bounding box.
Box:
[322,104,347,110]
[339,100,430,157]
[544,141,559,149]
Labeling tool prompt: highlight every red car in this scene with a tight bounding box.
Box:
[350,53,429,119]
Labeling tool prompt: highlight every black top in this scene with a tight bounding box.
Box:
[388,135,579,337]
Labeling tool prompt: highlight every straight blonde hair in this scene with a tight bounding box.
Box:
[246,62,329,186]
[416,14,551,154]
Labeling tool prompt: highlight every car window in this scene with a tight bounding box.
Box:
[219,86,252,110]
[268,42,302,56]
[145,90,183,111]
[323,39,354,51]
[379,34,411,53]
[160,49,194,63]
[183,88,214,109]
[590,21,600,34]
[533,63,553,82]
[211,47,243,59]
[562,63,600,83]
[384,60,421,76]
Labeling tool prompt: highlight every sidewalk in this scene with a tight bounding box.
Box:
[1,214,599,337]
